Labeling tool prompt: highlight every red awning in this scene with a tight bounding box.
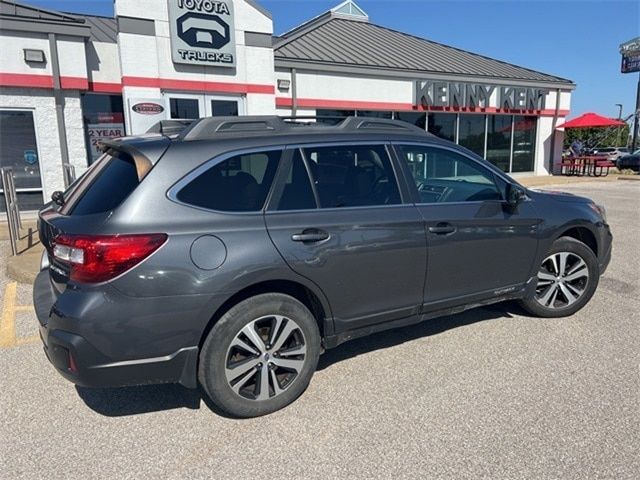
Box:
[556,112,626,129]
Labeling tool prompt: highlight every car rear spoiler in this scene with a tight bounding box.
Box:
[97,136,171,181]
[146,119,195,136]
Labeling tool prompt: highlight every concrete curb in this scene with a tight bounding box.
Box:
[617,175,640,181]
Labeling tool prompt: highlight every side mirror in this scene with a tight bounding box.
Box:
[506,183,526,210]
[51,190,65,206]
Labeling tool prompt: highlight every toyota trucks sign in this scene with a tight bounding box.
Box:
[168,0,236,67]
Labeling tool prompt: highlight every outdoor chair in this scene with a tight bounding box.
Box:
[593,159,615,177]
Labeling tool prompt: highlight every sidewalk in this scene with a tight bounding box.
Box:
[1,219,43,284]
[2,174,638,284]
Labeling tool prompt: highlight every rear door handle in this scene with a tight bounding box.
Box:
[428,223,456,235]
[291,229,330,243]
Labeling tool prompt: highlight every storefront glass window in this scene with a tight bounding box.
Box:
[82,93,125,164]
[427,113,456,142]
[316,109,355,125]
[357,110,392,119]
[512,116,537,172]
[0,110,43,211]
[486,115,512,172]
[458,114,486,157]
[395,112,426,129]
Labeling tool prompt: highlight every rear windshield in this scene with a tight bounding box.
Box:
[62,149,141,216]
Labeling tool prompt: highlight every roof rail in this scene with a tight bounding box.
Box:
[179,115,427,141]
[338,116,426,134]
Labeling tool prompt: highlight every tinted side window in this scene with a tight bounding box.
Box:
[397,145,502,203]
[277,150,317,211]
[177,150,281,212]
[67,150,140,216]
[301,145,401,208]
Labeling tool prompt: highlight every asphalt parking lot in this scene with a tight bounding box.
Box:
[1,180,638,479]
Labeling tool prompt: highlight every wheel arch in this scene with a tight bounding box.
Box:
[556,225,598,256]
[197,279,332,353]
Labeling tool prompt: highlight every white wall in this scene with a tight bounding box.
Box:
[296,71,412,104]
[86,41,122,85]
[0,31,53,76]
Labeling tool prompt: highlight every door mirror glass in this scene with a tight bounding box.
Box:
[506,183,526,208]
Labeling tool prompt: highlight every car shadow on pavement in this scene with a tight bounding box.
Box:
[75,301,527,417]
[317,301,527,371]
[76,383,202,417]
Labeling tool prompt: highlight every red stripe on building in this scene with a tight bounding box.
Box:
[88,81,123,93]
[0,73,54,89]
[60,76,89,90]
[122,76,274,94]
[0,72,89,90]
[276,96,569,117]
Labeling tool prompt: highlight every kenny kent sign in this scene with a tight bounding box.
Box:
[168,0,236,67]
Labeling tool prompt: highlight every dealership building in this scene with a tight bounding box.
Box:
[0,0,574,210]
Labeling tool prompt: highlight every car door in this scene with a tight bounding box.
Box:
[393,143,542,309]
[264,143,427,332]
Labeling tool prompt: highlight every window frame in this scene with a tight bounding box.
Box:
[266,141,412,213]
[390,142,515,206]
[168,146,286,215]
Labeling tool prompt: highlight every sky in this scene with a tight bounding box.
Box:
[23,0,640,120]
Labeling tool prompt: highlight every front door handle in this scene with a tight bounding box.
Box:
[291,229,330,243]
[428,223,456,235]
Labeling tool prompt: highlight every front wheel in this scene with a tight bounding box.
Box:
[198,293,321,418]
[519,236,599,318]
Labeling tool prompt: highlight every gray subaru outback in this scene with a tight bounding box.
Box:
[34,116,612,417]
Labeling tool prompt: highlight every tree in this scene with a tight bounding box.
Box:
[563,124,631,150]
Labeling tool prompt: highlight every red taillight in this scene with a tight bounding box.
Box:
[52,234,168,283]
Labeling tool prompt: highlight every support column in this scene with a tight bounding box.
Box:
[48,33,72,188]
[631,72,640,151]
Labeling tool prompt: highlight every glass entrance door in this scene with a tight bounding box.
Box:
[0,110,43,211]
[167,94,244,119]
[207,95,243,116]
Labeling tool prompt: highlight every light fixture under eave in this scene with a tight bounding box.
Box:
[24,49,46,64]
[277,79,291,91]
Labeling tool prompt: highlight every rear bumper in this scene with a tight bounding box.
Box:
[33,270,200,389]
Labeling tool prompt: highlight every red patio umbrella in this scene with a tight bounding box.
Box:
[556,112,626,129]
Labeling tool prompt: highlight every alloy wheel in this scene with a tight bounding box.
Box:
[225,315,307,401]
[535,252,590,309]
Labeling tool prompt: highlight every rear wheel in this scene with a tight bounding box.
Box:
[198,293,320,418]
[519,237,599,318]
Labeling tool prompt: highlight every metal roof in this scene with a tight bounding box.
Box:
[0,0,79,22]
[0,0,91,37]
[69,14,117,43]
[275,15,573,86]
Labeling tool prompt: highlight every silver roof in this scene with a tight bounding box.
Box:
[70,14,117,43]
[275,15,573,85]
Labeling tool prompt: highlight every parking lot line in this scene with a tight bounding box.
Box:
[0,282,17,347]
[0,282,38,348]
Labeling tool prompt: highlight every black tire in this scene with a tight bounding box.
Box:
[198,293,321,418]
[519,236,599,318]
